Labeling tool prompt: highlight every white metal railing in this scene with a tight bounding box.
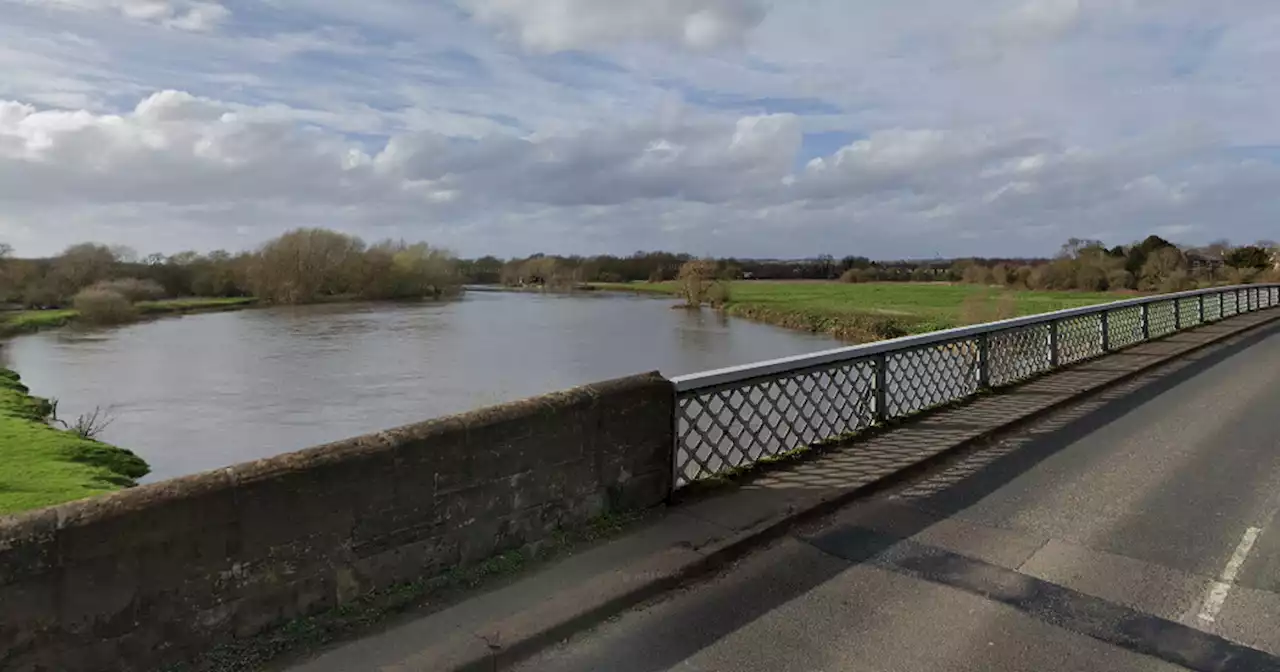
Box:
[671,284,1280,487]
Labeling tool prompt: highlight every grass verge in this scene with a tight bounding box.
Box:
[0,367,149,515]
[165,510,651,672]
[0,297,259,336]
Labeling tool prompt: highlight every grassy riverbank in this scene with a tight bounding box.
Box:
[0,296,259,336]
[593,281,1122,341]
[0,367,149,515]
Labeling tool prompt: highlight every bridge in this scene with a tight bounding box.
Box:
[2,285,1279,671]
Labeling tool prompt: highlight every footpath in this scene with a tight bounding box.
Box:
[285,308,1280,672]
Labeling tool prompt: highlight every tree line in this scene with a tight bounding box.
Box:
[3,232,1275,315]
[490,236,1279,292]
[0,229,461,311]
[946,236,1278,292]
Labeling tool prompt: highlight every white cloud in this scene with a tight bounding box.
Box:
[461,0,766,51]
[4,88,1280,260]
[3,0,1280,260]
[17,0,230,31]
[996,0,1082,42]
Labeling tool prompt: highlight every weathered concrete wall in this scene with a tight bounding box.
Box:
[0,372,674,672]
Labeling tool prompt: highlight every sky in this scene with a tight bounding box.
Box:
[1,0,1278,260]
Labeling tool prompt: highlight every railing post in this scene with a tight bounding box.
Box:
[874,353,888,424]
[1174,299,1182,331]
[1100,311,1110,352]
[1219,291,1225,320]
[1198,294,1205,324]
[977,333,990,389]
[1049,320,1060,367]
[1140,303,1150,340]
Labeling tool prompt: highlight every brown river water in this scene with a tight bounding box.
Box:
[2,291,842,482]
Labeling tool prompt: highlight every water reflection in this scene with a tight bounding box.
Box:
[4,291,841,481]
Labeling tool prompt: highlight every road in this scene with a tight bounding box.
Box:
[514,322,1280,672]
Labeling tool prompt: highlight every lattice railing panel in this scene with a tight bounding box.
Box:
[674,360,876,484]
[1107,306,1144,350]
[1205,294,1224,321]
[1058,314,1103,364]
[1177,297,1201,328]
[885,340,980,417]
[1148,300,1177,338]
[989,324,1053,387]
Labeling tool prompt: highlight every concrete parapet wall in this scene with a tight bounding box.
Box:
[0,372,674,671]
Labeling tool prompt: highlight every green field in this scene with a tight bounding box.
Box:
[0,368,149,515]
[593,281,1127,341]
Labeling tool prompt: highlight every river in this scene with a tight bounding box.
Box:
[2,291,843,482]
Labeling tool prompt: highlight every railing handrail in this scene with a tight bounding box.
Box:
[671,283,1280,393]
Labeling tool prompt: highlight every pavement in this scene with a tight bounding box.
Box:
[285,308,1280,672]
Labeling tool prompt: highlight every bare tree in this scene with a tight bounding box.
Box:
[677,259,718,307]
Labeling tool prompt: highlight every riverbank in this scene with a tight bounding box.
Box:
[0,367,149,515]
[592,281,1121,342]
[0,296,260,337]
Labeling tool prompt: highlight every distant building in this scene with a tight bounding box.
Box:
[1186,252,1225,272]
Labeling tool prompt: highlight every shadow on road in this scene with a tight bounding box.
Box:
[514,321,1280,672]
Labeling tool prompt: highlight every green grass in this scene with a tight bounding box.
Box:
[136,296,259,314]
[0,368,149,515]
[593,281,1126,341]
[0,309,79,335]
[0,297,259,336]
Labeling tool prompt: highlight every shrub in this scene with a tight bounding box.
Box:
[90,278,166,302]
[962,265,992,285]
[72,288,136,325]
[1011,265,1034,289]
[1223,266,1260,285]
[989,263,1013,286]
[676,259,718,306]
[839,268,867,283]
[1140,247,1187,291]
[21,280,65,308]
[706,281,731,307]
[1075,264,1108,291]
[1157,270,1195,293]
[1106,268,1135,291]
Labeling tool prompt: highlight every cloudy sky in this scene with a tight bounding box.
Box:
[1,0,1277,259]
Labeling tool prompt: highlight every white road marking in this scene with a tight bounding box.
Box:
[1197,526,1262,624]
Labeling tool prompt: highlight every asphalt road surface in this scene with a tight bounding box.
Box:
[514,322,1280,672]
